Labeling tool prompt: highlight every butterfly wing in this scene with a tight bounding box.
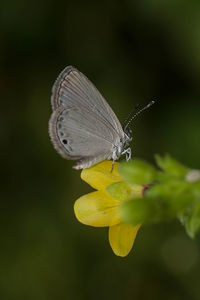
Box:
[51,66,124,138]
[49,105,121,169]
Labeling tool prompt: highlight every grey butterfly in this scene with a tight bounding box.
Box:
[49,66,154,170]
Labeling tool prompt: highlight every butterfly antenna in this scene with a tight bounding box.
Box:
[122,103,140,128]
[124,100,155,131]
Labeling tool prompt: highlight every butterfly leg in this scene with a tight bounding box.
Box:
[110,159,115,173]
[122,147,131,161]
[126,147,131,161]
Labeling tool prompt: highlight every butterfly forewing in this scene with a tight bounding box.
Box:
[51,66,124,138]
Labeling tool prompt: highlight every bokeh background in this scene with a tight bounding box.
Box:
[1,0,200,299]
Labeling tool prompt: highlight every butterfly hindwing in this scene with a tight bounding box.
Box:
[49,105,121,167]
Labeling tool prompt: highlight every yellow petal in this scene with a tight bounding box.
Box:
[74,191,121,227]
[109,223,141,257]
[81,161,122,191]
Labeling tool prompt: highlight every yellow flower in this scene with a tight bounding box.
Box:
[74,161,143,257]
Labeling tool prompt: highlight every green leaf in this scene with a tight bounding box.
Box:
[117,155,200,238]
[118,159,157,185]
[121,179,197,226]
[106,182,132,201]
[120,196,175,226]
[185,202,200,238]
[107,181,143,201]
[155,154,189,178]
[146,179,189,199]
[147,180,197,216]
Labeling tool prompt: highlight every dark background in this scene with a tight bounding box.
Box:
[1,0,200,299]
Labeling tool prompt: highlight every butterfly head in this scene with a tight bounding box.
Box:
[124,126,132,142]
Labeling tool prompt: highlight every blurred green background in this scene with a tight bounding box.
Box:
[1,0,200,299]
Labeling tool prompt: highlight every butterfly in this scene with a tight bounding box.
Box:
[49,66,154,169]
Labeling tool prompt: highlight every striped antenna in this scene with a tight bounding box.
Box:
[124,100,155,131]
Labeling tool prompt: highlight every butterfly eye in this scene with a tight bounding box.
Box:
[124,127,132,139]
